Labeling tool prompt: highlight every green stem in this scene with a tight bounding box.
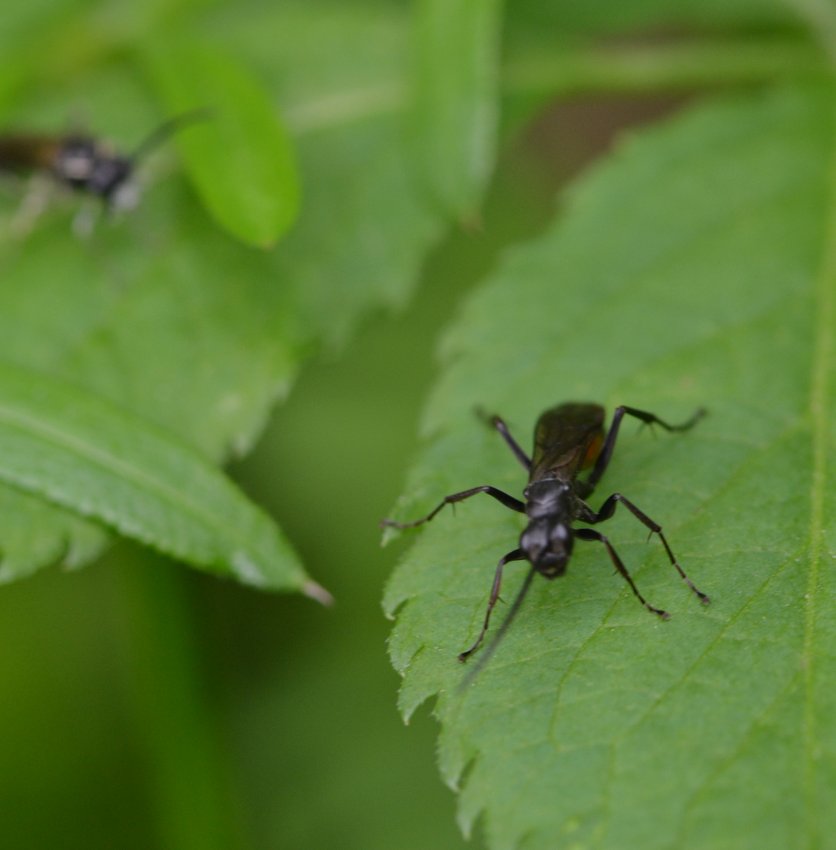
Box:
[116,547,245,850]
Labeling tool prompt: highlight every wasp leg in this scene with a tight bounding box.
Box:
[586,405,705,490]
[9,174,53,238]
[579,493,709,604]
[486,413,532,471]
[575,528,670,618]
[459,548,526,662]
[381,485,525,529]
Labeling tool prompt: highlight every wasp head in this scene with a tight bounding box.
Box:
[520,517,573,577]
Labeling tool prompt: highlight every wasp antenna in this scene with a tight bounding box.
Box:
[131,108,212,162]
[457,566,536,692]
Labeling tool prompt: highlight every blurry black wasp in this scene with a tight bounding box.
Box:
[383,403,709,668]
[0,109,207,233]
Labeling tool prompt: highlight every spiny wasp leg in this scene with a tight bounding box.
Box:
[574,528,670,619]
[381,485,525,530]
[618,405,706,432]
[481,411,532,471]
[587,405,706,489]
[458,548,525,662]
[580,493,709,604]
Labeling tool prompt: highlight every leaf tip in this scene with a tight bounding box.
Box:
[303,579,334,606]
[379,523,400,547]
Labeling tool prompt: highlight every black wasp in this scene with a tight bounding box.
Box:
[0,110,206,230]
[384,403,709,664]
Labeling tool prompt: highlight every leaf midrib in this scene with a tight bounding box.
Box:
[802,96,836,849]
[0,399,259,563]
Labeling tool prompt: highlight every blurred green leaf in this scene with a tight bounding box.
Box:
[410,0,503,221]
[0,90,303,582]
[385,84,836,849]
[0,0,453,584]
[210,0,447,348]
[144,40,300,247]
[0,361,318,593]
[0,483,107,582]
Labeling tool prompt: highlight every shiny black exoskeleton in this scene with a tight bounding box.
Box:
[383,402,709,663]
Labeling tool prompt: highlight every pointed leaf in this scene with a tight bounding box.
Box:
[143,39,300,247]
[0,362,321,595]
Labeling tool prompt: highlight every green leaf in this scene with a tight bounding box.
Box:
[0,484,108,582]
[143,39,300,248]
[385,84,836,849]
[0,361,322,595]
[410,0,503,221]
